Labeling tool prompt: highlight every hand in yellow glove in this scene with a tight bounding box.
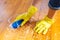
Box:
[34,16,54,34]
[10,6,38,29]
[15,6,37,26]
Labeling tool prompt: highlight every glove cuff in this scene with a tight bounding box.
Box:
[28,5,38,14]
[27,5,38,17]
[44,16,54,24]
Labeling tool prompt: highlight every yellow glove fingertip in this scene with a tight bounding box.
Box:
[43,29,48,34]
[21,20,27,26]
[20,22,25,26]
[34,25,38,31]
[38,27,45,34]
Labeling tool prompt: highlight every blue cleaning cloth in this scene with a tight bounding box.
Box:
[11,19,24,29]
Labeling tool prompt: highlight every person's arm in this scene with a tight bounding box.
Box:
[47,0,60,19]
[47,8,56,19]
[32,0,41,6]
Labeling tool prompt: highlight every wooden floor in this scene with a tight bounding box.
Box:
[0,0,60,40]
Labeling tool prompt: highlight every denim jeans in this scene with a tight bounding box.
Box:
[48,0,60,10]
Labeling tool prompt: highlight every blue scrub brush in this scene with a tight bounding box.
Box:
[10,19,24,29]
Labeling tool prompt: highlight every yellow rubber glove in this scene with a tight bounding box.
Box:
[14,6,38,26]
[34,16,54,34]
